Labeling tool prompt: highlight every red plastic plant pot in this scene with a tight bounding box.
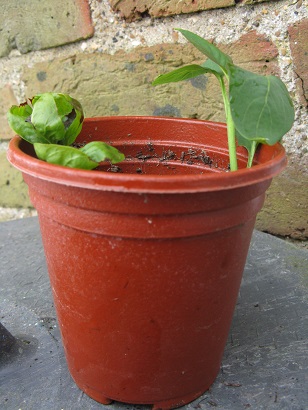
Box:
[7,117,286,409]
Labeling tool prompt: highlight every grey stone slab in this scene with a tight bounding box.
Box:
[0,217,307,409]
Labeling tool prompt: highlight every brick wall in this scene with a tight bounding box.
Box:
[0,0,307,239]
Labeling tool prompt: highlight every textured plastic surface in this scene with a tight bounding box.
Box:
[7,117,287,408]
[2,219,308,410]
[7,116,286,193]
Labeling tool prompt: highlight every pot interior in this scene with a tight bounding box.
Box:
[11,117,286,193]
[74,117,249,176]
[96,140,237,175]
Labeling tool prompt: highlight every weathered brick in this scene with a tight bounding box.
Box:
[223,30,279,74]
[288,18,308,106]
[0,85,18,141]
[0,151,32,208]
[0,0,94,57]
[109,0,272,21]
[19,31,307,239]
[256,163,308,240]
[109,0,233,20]
[22,31,278,122]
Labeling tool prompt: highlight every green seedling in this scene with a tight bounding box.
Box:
[7,93,124,169]
[153,29,295,171]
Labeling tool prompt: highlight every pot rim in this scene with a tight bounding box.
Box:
[7,116,287,194]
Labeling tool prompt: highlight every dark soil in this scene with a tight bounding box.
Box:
[73,140,229,175]
[105,142,217,174]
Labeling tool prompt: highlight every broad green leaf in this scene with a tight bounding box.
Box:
[7,104,50,144]
[229,66,295,145]
[34,143,98,170]
[152,64,209,86]
[80,141,125,164]
[31,94,66,143]
[176,29,232,72]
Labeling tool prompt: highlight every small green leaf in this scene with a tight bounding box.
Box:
[152,60,226,87]
[176,29,232,72]
[62,107,84,145]
[52,93,75,117]
[31,93,66,143]
[7,93,84,147]
[34,143,98,170]
[7,103,50,144]
[229,66,295,145]
[30,93,84,145]
[54,94,84,145]
[152,64,209,86]
[201,59,225,77]
[80,141,125,164]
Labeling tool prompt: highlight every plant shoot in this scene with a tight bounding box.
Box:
[7,93,125,169]
[153,29,295,171]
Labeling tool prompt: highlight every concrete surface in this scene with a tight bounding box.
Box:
[0,217,307,409]
[0,207,37,223]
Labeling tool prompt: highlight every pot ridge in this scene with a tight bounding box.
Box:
[7,117,287,194]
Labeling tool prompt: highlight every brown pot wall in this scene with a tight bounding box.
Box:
[7,117,286,409]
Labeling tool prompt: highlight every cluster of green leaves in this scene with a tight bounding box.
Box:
[153,29,295,170]
[7,93,124,169]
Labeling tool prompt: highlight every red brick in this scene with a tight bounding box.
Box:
[220,31,279,74]
[109,0,271,21]
[22,31,278,122]
[0,0,94,57]
[256,165,308,240]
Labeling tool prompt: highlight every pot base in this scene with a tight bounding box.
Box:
[81,385,113,405]
[80,383,210,410]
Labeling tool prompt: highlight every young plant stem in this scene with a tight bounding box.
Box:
[247,141,258,168]
[218,76,238,171]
